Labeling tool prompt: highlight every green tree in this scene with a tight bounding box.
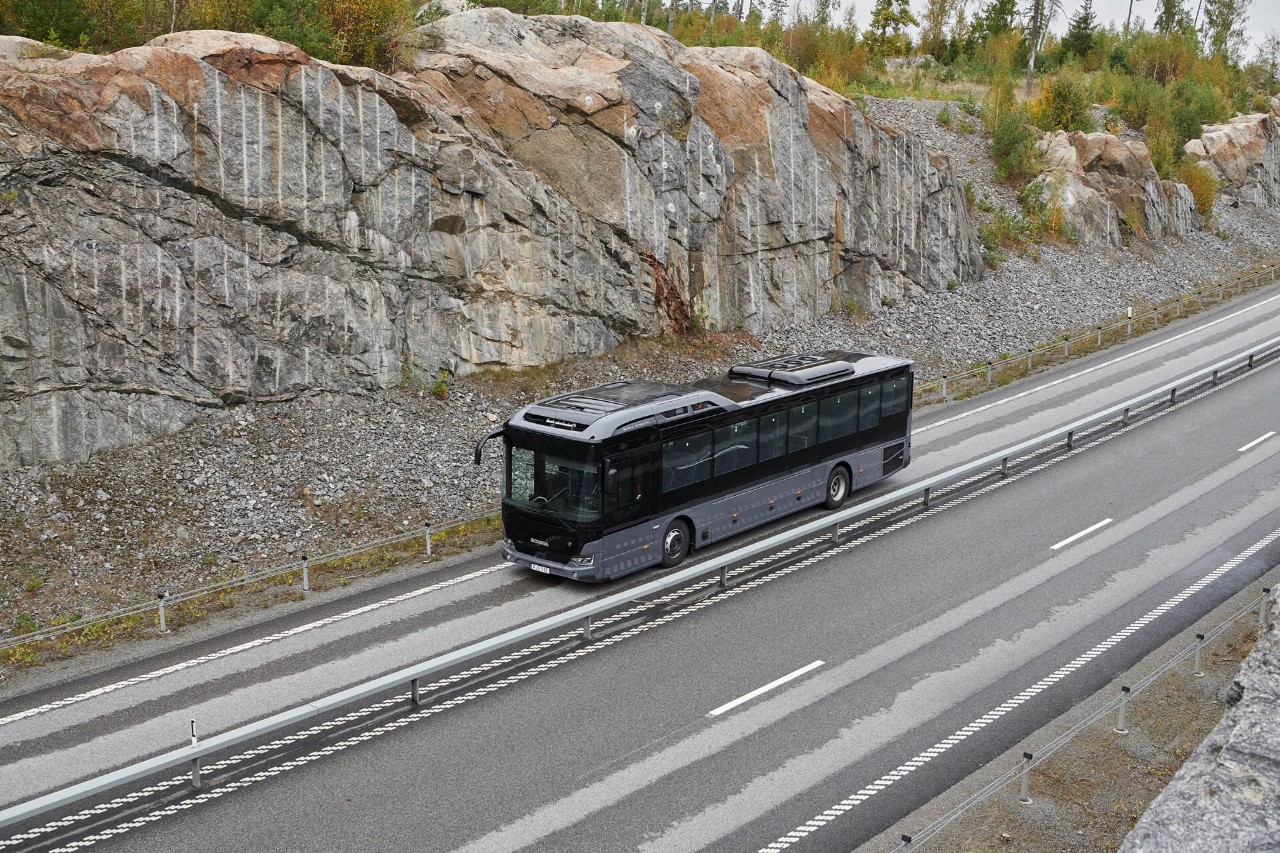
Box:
[251,0,331,57]
[1200,0,1250,63]
[970,0,1018,42]
[867,0,917,53]
[6,0,93,45]
[1061,0,1096,59]
[919,0,960,59]
[1153,0,1191,34]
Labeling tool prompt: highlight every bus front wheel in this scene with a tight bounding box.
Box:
[661,519,690,568]
[825,466,851,510]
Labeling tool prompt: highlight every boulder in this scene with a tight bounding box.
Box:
[1032,130,1200,246]
[1183,113,1280,207]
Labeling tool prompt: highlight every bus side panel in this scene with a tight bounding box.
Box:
[600,521,663,579]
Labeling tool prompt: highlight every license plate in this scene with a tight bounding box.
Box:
[531,565,550,574]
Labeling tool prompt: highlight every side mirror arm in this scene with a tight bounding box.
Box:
[473,428,504,465]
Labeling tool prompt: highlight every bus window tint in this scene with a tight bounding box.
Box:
[663,432,712,491]
[606,456,651,525]
[759,412,787,461]
[880,376,910,441]
[858,384,881,446]
[714,420,757,476]
[509,446,535,501]
[818,393,856,443]
[788,403,817,453]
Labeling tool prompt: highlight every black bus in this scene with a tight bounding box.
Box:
[473,350,913,581]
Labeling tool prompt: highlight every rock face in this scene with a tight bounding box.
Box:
[1033,130,1200,247]
[1120,587,1280,852]
[0,12,984,468]
[1183,113,1280,208]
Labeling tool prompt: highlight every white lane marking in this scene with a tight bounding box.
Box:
[1050,519,1114,551]
[761,522,1280,852]
[1238,431,1276,452]
[17,356,1274,852]
[916,290,1280,434]
[0,563,512,728]
[708,661,825,718]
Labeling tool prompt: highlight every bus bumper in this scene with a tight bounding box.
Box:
[501,541,604,582]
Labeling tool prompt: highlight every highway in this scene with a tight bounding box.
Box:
[3,284,1280,852]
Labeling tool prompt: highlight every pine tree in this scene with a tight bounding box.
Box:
[1061,0,1097,59]
[1154,0,1191,34]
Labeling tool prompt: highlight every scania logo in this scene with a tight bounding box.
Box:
[530,537,549,547]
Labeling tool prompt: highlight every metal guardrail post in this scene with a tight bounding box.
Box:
[411,677,421,707]
[922,487,931,509]
[582,616,593,642]
[302,554,310,592]
[1212,369,1219,385]
[157,594,169,634]
[1066,430,1074,450]
[1027,348,1033,371]
[986,362,993,385]
[1000,456,1009,477]
[1122,407,1130,426]
[1249,354,1255,369]
[1127,307,1133,337]
[1018,752,1033,804]
[941,376,948,399]
[425,523,432,559]
[1170,387,1178,405]
[1096,327,1102,347]
[1260,589,1273,633]
[1063,335,1070,357]
[190,721,201,789]
[1192,634,1205,677]
[719,564,728,588]
[831,523,841,545]
[1114,686,1131,734]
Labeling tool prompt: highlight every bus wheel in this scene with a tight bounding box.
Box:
[825,466,851,510]
[661,519,690,568]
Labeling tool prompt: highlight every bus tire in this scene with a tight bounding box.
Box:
[825,465,851,510]
[661,519,690,568]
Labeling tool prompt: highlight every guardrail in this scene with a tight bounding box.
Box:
[4,332,1279,832]
[0,508,497,655]
[892,584,1276,852]
[913,261,1280,404]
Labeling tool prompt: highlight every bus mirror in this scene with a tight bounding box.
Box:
[605,468,618,494]
[473,428,503,465]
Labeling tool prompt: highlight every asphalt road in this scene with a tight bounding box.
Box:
[3,284,1280,851]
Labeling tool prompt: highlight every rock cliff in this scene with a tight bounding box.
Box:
[1184,113,1280,208]
[0,11,984,468]
[1032,130,1200,247]
[1120,587,1280,852]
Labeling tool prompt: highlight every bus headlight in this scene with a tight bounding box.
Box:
[569,554,596,567]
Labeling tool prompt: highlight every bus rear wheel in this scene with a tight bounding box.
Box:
[825,466,851,510]
[661,519,690,568]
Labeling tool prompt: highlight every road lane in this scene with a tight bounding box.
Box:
[52,322,1280,853]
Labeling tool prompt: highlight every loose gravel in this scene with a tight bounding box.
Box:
[2,97,1279,638]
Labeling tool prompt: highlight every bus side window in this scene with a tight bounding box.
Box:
[818,392,856,443]
[880,376,910,441]
[759,412,787,461]
[714,419,758,476]
[858,383,881,447]
[663,432,712,491]
[787,403,817,453]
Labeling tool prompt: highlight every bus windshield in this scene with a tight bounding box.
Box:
[505,429,602,524]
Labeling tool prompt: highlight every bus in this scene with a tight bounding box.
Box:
[473,350,913,582]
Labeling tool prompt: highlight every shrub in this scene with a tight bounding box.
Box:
[936,105,953,127]
[991,106,1040,184]
[981,74,1016,134]
[1177,159,1219,217]
[1027,72,1096,132]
